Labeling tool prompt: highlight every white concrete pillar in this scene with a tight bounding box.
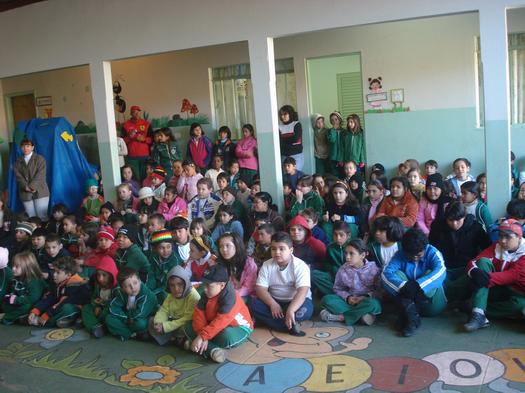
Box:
[479,4,511,218]
[89,61,120,203]
[294,56,315,175]
[249,36,284,212]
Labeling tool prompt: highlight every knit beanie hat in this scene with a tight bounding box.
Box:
[32,227,47,238]
[426,173,444,191]
[151,229,173,245]
[15,222,33,236]
[97,226,115,241]
[329,111,343,124]
[151,167,166,181]
[0,247,9,269]
[86,178,99,190]
[117,225,138,243]
[237,174,252,188]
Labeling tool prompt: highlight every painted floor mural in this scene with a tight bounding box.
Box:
[0,310,524,393]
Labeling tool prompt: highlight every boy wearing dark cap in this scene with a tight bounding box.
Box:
[183,264,253,363]
[147,230,182,303]
[12,222,33,256]
[464,218,525,332]
[150,166,167,202]
[115,225,150,282]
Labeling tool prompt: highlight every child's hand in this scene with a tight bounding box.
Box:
[347,296,361,305]
[295,189,303,203]
[284,309,296,330]
[154,323,164,334]
[137,135,145,142]
[43,272,49,279]
[94,306,102,317]
[125,208,133,214]
[270,301,284,319]
[38,317,47,326]
[331,214,341,222]
[323,212,329,222]
[191,335,208,354]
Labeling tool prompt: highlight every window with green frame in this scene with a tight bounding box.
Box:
[211,58,296,139]
[476,33,525,126]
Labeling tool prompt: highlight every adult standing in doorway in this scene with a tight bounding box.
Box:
[279,105,304,171]
[122,105,152,181]
[12,138,50,220]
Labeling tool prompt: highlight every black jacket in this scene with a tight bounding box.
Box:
[429,214,491,270]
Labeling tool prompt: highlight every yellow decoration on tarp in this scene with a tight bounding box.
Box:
[60,131,73,142]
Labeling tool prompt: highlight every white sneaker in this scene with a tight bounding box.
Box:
[361,313,376,326]
[210,347,226,363]
[320,309,344,322]
[183,339,191,351]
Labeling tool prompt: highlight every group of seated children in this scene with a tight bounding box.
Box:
[1,150,524,363]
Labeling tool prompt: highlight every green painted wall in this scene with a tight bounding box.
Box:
[364,108,486,177]
[307,54,361,118]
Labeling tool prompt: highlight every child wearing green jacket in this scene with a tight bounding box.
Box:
[289,175,325,219]
[147,230,182,303]
[115,225,150,282]
[0,247,12,298]
[460,181,493,232]
[2,251,46,325]
[326,111,344,176]
[149,265,200,346]
[105,267,158,341]
[81,255,119,338]
[312,221,351,296]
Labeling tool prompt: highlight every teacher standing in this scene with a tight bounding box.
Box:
[13,138,50,220]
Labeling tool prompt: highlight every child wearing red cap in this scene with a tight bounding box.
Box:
[464,218,525,332]
[123,105,152,181]
[81,226,118,278]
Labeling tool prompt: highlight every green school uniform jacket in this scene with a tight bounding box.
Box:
[343,129,366,165]
[327,128,344,162]
[108,283,158,321]
[147,253,181,294]
[115,244,151,282]
[290,190,325,219]
[326,242,349,278]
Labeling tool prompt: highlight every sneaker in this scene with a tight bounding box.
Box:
[360,313,376,326]
[210,348,226,363]
[320,309,344,322]
[289,323,306,337]
[92,326,105,339]
[403,320,419,337]
[464,312,490,332]
[56,316,76,328]
[183,339,191,351]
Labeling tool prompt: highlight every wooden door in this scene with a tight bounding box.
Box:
[11,94,36,124]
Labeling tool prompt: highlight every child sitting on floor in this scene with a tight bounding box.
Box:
[2,251,46,325]
[185,236,216,281]
[171,216,191,265]
[81,255,118,338]
[205,155,225,191]
[147,230,181,303]
[150,166,167,201]
[367,216,405,268]
[149,265,200,346]
[183,264,253,363]
[188,178,221,229]
[61,215,80,257]
[80,179,104,222]
[29,256,90,327]
[211,205,243,242]
[106,267,158,341]
[250,231,313,336]
[320,239,382,326]
[157,185,187,222]
[115,225,150,282]
[177,159,203,203]
[116,183,139,222]
[289,175,325,219]
[460,181,493,232]
[41,233,70,281]
[252,223,275,269]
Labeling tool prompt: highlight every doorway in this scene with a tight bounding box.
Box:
[306,53,364,124]
[4,91,36,133]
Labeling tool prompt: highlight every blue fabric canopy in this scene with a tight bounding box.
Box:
[8,117,97,215]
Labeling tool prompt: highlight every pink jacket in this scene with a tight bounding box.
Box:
[233,256,258,297]
[416,198,438,235]
[177,174,203,202]
[235,136,258,171]
[157,196,188,221]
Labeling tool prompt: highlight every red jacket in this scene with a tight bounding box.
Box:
[287,215,327,267]
[468,240,525,293]
[84,243,118,268]
[193,281,253,341]
[123,118,152,157]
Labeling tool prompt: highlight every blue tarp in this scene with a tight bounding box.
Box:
[8,117,97,214]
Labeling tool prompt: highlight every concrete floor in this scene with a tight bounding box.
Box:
[0,308,524,393]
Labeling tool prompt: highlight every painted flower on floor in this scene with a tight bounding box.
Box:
[24,328,90,349]
[120,365,180,387]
